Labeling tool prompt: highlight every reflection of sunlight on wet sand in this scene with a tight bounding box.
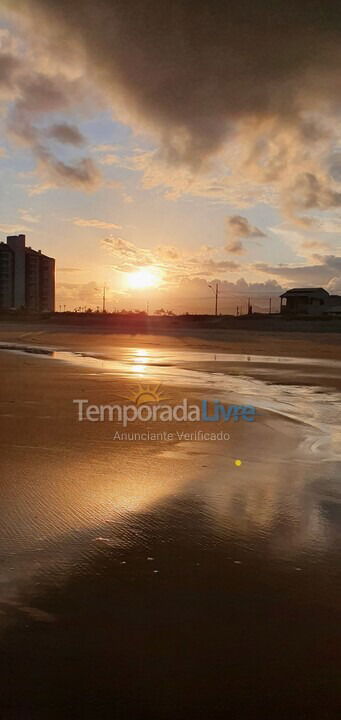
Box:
[0,446,193,620]
[0,448,191,553]
[130,365,147,374]
[134,348,150,360]
[49,347,341,448]
[1,344,340,572]
[130,348,150,375]
[194,458,333,557]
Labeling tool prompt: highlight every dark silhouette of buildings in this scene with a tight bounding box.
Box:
[0,234,55,311]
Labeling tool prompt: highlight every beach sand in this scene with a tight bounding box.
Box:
[0,323,340,718]
[1,318,341,360]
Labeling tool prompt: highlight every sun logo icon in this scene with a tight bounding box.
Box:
[128,383,169,406]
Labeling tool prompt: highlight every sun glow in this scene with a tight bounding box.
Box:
[127,267,161,290]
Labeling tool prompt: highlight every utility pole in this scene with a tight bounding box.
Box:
[269,297,272,314]
[209,282,219,316]
[102,285,106,313]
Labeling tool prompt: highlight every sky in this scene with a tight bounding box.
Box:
[0,0,340,313]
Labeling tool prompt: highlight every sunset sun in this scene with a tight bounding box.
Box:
[127,267,162,290]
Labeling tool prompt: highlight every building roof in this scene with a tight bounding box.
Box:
[0,242,14,252]
[280,287,329,299]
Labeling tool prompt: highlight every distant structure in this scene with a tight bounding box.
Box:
[0,234,55,311]
[280,288,341,316]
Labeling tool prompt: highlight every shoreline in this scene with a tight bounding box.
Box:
[1,320,341,361]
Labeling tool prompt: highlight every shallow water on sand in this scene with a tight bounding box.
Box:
[0,343,340,718]
[2,341,341,456]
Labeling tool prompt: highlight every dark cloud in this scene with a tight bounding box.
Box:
[4,0,341,168]
[6,71,100,189]
[226,240,244,255]
[225,214,265,253]
[47,123,86,146]
[16,72,75,113]
[0,51,20,89]
[328,152,341,183]
[37,151,99,188]
[284,172,341,225]
[287,172,341,211]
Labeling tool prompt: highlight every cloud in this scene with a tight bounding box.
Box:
[34,149,100,189]
[4,0,341,171]
[284,172,341,225]
[300,239,331,253]
[99,153,122,166]
[328,151,341,183]
[95,144,119,153]
[102,233,241,282]
[0,34,101,191]
[155,245,180,261]
[8,87,100,190]
[226,216,266,239]
[328,277,341,294]
[56,274,284,314]
[18,208,40,223]
[145,276,283,314]
[109,146,276,208]
[57,280,103,308]
[73,218,121,230]
[47,123,85,146]
[0,0,340,229]
[27,180,57,196]
[0,223,28,234]
[269,226,332,259]
[225,214,265,254]
[188,258,240,274]
[315,216,341,234]
[103,235,153,272]
[0,51,20,93]
[256,254,341,286]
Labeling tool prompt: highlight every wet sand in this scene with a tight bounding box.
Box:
[0,327,340,718]
[1,318,341,360]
